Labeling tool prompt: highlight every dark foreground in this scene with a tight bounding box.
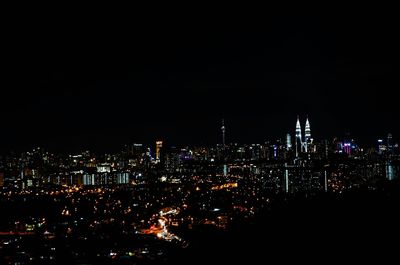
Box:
[173,188,399,264]
[1,186,399,264]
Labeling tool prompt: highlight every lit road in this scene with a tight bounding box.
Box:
[141,207,182,242]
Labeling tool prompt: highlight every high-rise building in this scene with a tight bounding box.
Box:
[221,119,227,176]
[304,117,311,153]
[165,146,180,172]
[221,119,226,147]
[305,118,311,140]
[286,133,292,150]
[295,116,313,156]
[377,139,386,154]
[386,161,395,181]
[295,116,302,157]
[131,143,145,156]
[117,172,130,184]
[155,141,163,163]
[83,174,95,185]
[387,133,393,154]
[343,142,351,156]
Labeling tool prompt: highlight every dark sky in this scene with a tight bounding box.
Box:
[2,14,399,153]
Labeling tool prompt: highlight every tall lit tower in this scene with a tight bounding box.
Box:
[221,119,227,177]
[221,119,226,148]
[286,133,292,150]
[295,116,302,157]
[305,117,311,140]
[305,116,311,153]
[155,141,163,163]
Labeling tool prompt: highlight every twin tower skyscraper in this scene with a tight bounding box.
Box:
[288,116,313,157]
[221,116,312,158]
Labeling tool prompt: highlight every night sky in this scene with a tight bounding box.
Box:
[2,15,399,153]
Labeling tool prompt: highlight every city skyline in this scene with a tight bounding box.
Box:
[1,115,398,191]
[2,13,400,264]
[0,115,396,154]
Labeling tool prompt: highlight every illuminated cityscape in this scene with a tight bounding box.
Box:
[0,117,399,264]
[2,13,399,265]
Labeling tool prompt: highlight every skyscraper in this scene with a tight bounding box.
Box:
[305,117,311,153]
[343,133,352,156]
[343,142,351,156]
[221,119,227,177]
[286,133,292,150]
[295,115,313,156]
[295,116,302,157]
[221,119,226,148]
[155,141,163,163]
